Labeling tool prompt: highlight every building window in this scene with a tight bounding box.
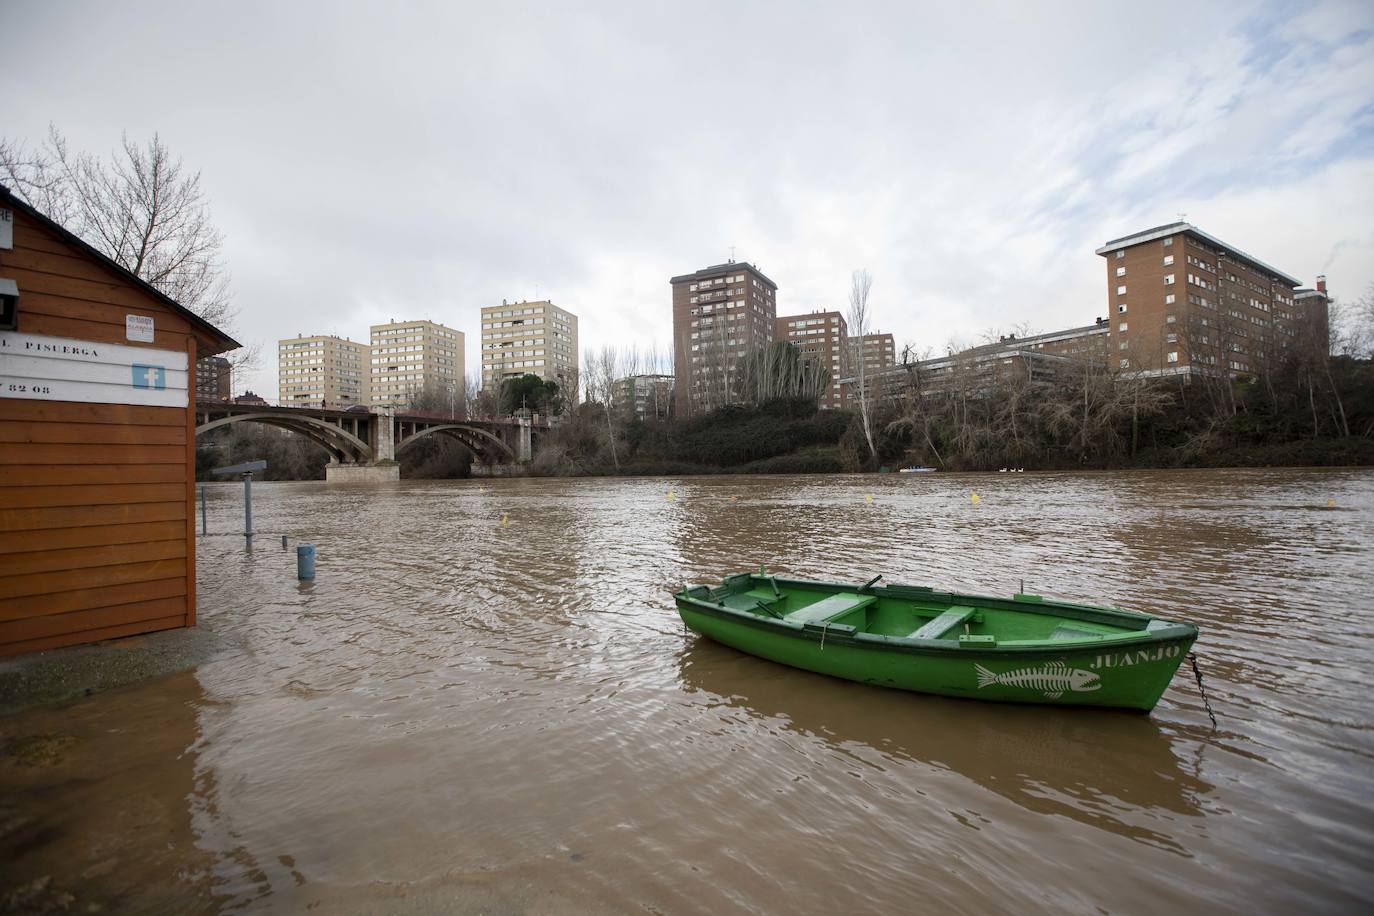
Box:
[1116,250,1125,259]
[1164,274,1175,285]
[1165,294,1176,304]
[1163,237,1173,247]
[1166,314,1177,324]
[1120,358,1130,368]
[1116,266,1126,277]
[1166,333,1177,343]
[1118,341,1129,351]
[1163,255,1174,266]
[1117,303,1127,314]
[1117,285,1127,295]
[1119,322,1128,332]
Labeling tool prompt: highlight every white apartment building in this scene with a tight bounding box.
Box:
[480,299,579,394]
[277,335,371,409]
[368,319,464,410]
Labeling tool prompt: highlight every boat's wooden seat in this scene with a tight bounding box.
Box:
[1049,625,1104,641]
[908,606,977,640]
[788,592,875,624]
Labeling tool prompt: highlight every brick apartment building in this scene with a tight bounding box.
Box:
[278,334,371,408]
[1095,222,1324,378]
[369,320,463,410]
[850,332,897,376]
[479,299,579,395]
[195,355,231,401]
[840,319,1114,404]
[776,310,848,409]
[956,321,1111,365]
[671,260,778,415]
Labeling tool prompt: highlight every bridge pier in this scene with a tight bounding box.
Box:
[371,407,396,462]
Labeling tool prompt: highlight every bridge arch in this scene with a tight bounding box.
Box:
[395,424,515,462]
[195,412,374,464]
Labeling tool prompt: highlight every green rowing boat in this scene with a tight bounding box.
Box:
[674,570,1199,711]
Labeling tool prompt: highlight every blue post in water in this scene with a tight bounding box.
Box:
[297,544,316,580]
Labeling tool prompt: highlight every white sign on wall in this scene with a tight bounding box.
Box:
[126,314,155,342]
[0,208,12,250]
[0,331,189,408]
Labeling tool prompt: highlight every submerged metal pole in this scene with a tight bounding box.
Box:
[243,472,254,542]
[201,485,207,535]
[210,462,266,545]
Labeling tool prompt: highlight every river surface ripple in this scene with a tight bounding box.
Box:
[29,469,1374,913]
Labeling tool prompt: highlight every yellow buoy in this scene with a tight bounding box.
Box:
[971,491,981,505]
[730,495,737,501]
[865,494,874,504]
[667,489,676,501]
[500,514,509,527]
[1327,499,1335,508]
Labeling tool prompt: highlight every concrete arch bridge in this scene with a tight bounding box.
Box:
[195,402,546,481]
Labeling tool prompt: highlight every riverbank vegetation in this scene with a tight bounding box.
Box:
[532,302,1374,474]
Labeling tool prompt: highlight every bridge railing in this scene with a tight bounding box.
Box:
[197,398,553,427]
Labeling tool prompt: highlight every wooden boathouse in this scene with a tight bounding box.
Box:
[0,185,238,655]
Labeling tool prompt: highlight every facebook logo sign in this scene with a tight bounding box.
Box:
[132,364,167,390]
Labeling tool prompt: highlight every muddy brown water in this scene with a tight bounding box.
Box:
[3,469,1373,914]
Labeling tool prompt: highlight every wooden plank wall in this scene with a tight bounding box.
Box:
[0,207,199,655]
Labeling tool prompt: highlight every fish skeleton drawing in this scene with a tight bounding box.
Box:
[974,661,1101,698]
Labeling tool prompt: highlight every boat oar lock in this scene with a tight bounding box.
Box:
[859,575,883,593]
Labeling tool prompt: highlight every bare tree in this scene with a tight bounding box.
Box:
[464,370,489,418]
[1331,284,1374,359]
[3,127,233,323]
[1,127,251,369]
[735,341,831,406]
[584,345,622,470]
[847,269,877,459]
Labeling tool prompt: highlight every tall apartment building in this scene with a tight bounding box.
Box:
[776,310,848,409]
[671,260,778,415]
[849,332,897,375]
[278,334,371,409]
[480,300,579,395]
[195,355,231,401]
[368,320,463,410]
[1095,222,1319,377]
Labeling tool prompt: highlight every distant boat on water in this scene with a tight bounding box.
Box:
[898,466,937,473]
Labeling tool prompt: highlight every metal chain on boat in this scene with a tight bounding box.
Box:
[1187,653,1219,728]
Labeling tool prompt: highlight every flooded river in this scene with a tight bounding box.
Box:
[3,469,1373,913]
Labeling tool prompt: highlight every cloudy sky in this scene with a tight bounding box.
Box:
[6,0,1373,396]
